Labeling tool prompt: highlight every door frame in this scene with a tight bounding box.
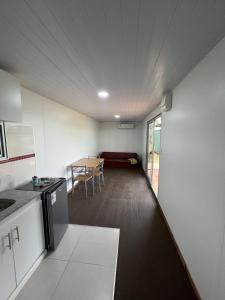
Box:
[145,114,161,184]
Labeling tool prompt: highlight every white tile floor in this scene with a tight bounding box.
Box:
[16,225,120,300]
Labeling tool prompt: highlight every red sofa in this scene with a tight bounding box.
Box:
[100,152,139,168]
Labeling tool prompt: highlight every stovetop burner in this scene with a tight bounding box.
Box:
[38,177,59,185]
[17,177,64,192]
[40,177,56,181]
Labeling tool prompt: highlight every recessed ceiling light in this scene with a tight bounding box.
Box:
[114,114,120,119]
[98,90,109,99]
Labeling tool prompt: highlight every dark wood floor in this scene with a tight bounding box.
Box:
[68,168,197,300]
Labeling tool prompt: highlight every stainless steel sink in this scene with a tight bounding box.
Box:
[0,199,16,212]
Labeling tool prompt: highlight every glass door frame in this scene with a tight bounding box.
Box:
[145,114,161,194]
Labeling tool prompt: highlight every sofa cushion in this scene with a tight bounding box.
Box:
[100,152,140,168]
[104,160,131,168]
[101,152,138,160]
[104,159,129,163]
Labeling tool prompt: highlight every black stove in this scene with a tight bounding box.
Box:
[18,177,62,192]
[17,177,69,250]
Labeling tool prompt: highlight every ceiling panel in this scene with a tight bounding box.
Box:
[0,0,225,120]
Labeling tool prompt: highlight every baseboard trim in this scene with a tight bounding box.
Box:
[142,168,202,300]
[8,250,47,300]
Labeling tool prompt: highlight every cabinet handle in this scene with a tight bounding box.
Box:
[4,233,12,250]
[12,226,20,242]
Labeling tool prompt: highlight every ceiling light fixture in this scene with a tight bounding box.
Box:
[98,90,109,99]
[114,114,120,119]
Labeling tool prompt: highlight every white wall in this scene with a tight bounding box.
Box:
[99,122,142,157]
[21,88,99,189]
[0,157,35,191]
[142,37,225,300]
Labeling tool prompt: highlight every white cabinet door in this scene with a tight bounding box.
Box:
[0,221,16,300]
[11,198,45,284]
[0,69,22,122]
[5,123,35,158]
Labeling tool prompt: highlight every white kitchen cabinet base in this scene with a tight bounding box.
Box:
[0,222,17,300]
[10,199,45,284]
[15,225,120,300]
[0,196,45,300]
[8,251,46,300]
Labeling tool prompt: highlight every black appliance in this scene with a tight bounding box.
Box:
[17,177,69,250]
[0,121,7,160]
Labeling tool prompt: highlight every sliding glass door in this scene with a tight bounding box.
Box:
[146,115,162,196]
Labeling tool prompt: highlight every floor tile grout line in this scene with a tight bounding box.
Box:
[68,229,120,264]
[49,258,118,300]
[67,226,88,261]
[15,225,120,300]
[46,225,119,264]
[49,227,119,300]
[81,225,120,231]
[68,232,120,268]
[49,260,70,300]
[48,255,117,268]
[48,226,88,300]
[47,225,87,263]
[67,259,118,268]
[46,257,70,262]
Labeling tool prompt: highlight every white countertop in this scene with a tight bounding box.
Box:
[0,189,41,223]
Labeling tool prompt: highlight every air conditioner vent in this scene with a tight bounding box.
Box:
[118,122,136,129]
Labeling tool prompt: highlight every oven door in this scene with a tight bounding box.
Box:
[52,181,69,248]
[0,122,7,160]
[43,181,69,250]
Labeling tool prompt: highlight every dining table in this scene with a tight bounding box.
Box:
[68,157,104,196]
[69,157,104,171]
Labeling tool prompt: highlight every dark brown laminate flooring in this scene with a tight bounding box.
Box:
[68,168,197,300]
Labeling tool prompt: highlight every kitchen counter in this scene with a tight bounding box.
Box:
[0,189,41,222]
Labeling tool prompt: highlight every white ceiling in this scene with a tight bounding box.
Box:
[0,0,225,121]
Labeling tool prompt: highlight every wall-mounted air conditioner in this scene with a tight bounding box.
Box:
[160,92,172,112]
[118,122,136,129]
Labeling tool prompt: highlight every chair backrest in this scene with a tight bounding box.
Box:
[88,155,101,159]
[72,165,87,179]
[98,159,104,171]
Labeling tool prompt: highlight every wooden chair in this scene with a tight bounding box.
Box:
[87,156,104,191]
[94,160,105,192]
[87,156,97,173]
[100,160,105,183]
[86,156,104,192]
[72,165,94,199]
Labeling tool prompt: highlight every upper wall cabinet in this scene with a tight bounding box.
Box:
[0,70,22,122]
[5,123,35,158]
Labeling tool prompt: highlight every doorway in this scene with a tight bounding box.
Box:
[146,115,162,196]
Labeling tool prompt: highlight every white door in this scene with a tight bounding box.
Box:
[0,221,16,300]
[11,198,45,284]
